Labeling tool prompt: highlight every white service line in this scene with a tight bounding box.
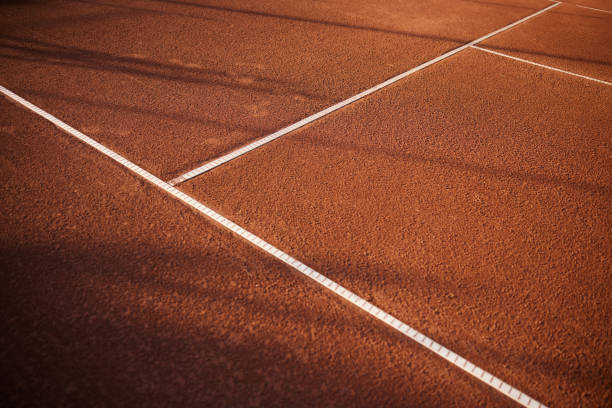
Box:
[575,4,612,14]
[471,45,612,85]
[1,84,547,408]
[167,2,561,186]
[545,0,612,14]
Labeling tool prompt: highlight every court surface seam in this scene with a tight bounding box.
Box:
[0,84,547,408]
[167,2,561,186]
[471,45,612,85]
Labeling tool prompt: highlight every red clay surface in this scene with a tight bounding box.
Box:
[188,50,612,407]
[1,1,610,407]
[482,3,612,82]
[0,0,551,179]
[0,98,522,407]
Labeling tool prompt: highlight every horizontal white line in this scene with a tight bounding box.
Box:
[1,84,546,407]
[168,1,560,186]
[471,45,611,85]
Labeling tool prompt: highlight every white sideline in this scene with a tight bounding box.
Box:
[1,84,547,408]
[471,45,612,85]
[168,2,561,186]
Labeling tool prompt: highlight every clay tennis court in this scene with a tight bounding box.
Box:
[1,0,610,407]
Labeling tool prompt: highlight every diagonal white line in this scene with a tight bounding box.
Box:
[575,4,612,14]
[471,45,612,85]
[545,0,612,14]
[167,2,561,186]
[1,84,546,408]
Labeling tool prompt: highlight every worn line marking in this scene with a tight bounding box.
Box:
[1,84,546,407]
[471,45,611,85]
[167,2,561,186]
[575,4,612,14]
[545,0,612,14]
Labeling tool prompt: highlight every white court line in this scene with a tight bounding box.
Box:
[575,4,612,14]
[471,45,612,85]
[1,84,547,408]
[545,0,612,14]
[168,2,560,186]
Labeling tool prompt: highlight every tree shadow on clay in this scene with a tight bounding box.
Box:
[15,87,272,136]
[290,136,611,197]
[460,0,539,11]
[150,0,612,68]
[149,0,464,41]
[302,252,610,407]
[69,0,219,21]
[6,87,310,180]
[0,35,330,103]
[470,337,611,406]
[0,242,467,408]
[0,4,211,32]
